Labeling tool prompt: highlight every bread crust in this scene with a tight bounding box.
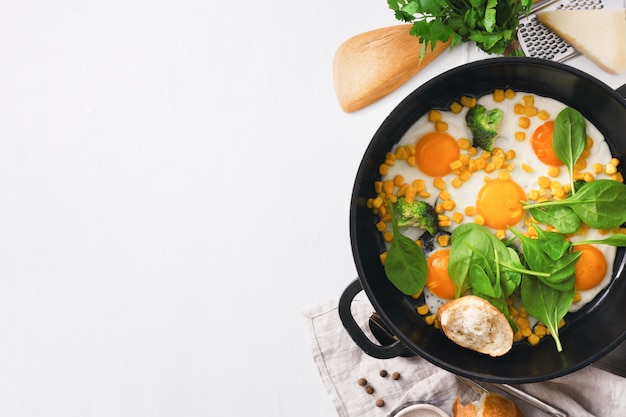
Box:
[453,393,524,417]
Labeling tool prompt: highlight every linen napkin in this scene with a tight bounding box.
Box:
[302,299,626,417]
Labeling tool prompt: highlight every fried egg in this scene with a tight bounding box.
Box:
[377,90,620,313]
[421,233,455,315]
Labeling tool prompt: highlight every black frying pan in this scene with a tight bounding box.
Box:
[340,57,626,383]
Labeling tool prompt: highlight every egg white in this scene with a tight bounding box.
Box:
[382,91,618,312]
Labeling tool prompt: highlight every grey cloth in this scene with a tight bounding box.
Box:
[303,300,626,417]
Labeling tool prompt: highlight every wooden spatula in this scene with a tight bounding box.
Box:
[333,24,451,112]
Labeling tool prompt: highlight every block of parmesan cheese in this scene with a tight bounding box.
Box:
[537,9,626,74]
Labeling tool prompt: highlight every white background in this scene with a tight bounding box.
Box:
[0,1,624,416]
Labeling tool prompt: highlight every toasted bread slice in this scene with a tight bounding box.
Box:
[437,295,513,357]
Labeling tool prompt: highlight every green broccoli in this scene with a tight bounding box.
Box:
[394,197,438,235]
[465,104,504,152]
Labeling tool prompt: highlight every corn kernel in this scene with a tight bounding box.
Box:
[584,172,595,182]
[493,89,505,102]
[412,179,425,192]
[606,163,617,175]
[382,180,394,194]
[518,116,530,129]
[521,327,532,337]
[460,170,471,181]
[372,197,384,209]
[451,177,464,188]
[527,334,541,346]
[404,192,416,203]
[613,172,624,182]
[548,166,560,177]
[468,147,478,156]
[534,325,547,337]
[518,306,528,318]
[515,131,526,141]
[407,156,416,167]
[375,221,387,232]
[435,121,448,131]
[433,177,446,190]
[439,190,451,200]
[458,138,471,150]
[575,159,587,171]
[442,199,456,211]
[393,175,405,186]
[437,234,450,247]
[428,109,441,123]
[484,162,496,173]
[383,231,393,242]
[449,160,464,171]
[474,214,485,225]
[464,206,476,216]
[538,176,551,189]
[505,88,516,99]
[538,110,550,120]
[450,101,463,114]
[425,315,436,326]
[395,146,408,160]
[525,106,538,117]
[522,95,534,106]
[514,103,526,114]
[416,304,430,315]
[435,203,444,214]
[498,170,511,181]
[379,163,389,175]
[516,317,530,329]
[504,149,516,160]
[495,230,506,240]
[418,191,430,198]
[513,330,523,342]
[379,251,387,265]
[452,212,464,223]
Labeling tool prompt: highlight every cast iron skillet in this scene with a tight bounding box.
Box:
[339,57,626,384]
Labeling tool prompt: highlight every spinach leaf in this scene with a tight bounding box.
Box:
[528,205,581,234]
[523,180,626,229]
[520,275,575,352]
[573,234,626,247]
[552,107,587,196]
[384,201,428,295]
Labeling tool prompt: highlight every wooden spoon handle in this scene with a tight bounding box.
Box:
[333,25,451,112]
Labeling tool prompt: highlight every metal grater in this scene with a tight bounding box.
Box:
[517,0,612,62]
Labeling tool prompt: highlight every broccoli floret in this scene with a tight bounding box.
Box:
[465,104,504,152]
[394,197,438,235]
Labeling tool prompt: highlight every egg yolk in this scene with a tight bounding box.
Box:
[476,179,526,229]
[573,244,608,290]
[415,132,460,177]
[532,121,564,166]
[426,248,455,299]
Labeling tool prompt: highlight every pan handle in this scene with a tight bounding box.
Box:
[617,84,626,99]
[338,278,411,359]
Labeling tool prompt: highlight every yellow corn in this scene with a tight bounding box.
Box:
[383,231,393,242]
[527,334,541,346]
[439,190,451,200]
[505,88,516,99]
[514,103,526,114]
[521,163,533,173]
[525,106,538,117]
[515,131,526,141]
[375,221,387,232]
[451,177,464,188]
[534,325,547,337]
[435,121,448,132]
[538,176,551,189]
[425,315,437,326]
[379,251,387,265]
[606,163,618,175]
[452,212,464,224]
[493,89,505,102]
[412,179,426,192]
[458,138,471,150]
[522,95,534,106]
[449,159,464,171]
[464,206,476,216]
[443,199,456,211]
[474,214,486,225]
[548,166,560,177]
[437,234,450,247]
[538,110,550,120]
[428,109,442,123]
[433,177,446,190]
[407,156,416,167]
[379,163,389,175]
[518,116,530,129]
[416,304,430,315]
[450,101,463,114]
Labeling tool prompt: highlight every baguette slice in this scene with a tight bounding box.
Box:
[437,295,513,357]
[333,25,451,112]
[453,392,524,417]
[537,9,626,74]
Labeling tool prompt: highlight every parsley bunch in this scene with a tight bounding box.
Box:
[388,0,534,56]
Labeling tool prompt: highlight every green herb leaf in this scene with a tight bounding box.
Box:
[524,179,626,230]
[572,234,626,247]
[528,205,581,234]
[553,107,587,195]
[384,201,428,295]
[520,275,575,352]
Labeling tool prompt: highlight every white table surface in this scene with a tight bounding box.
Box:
[0,2,624,416]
